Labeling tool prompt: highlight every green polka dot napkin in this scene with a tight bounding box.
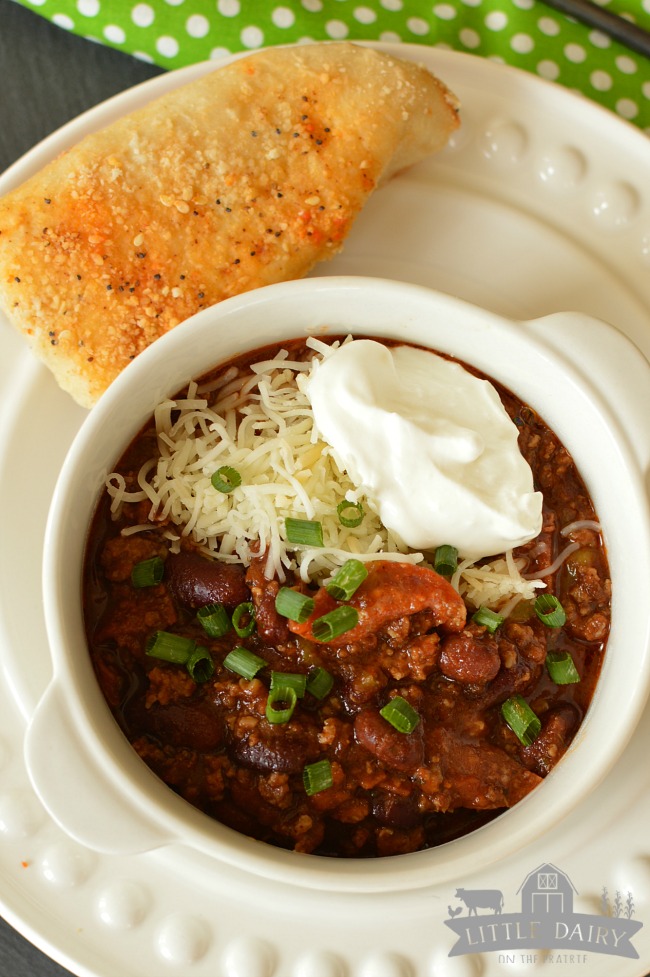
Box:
[15,0,650,131]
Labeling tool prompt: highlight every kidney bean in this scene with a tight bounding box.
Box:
[439,631,501,686]
[229,718,320,774]
[165,550,249,609]
[141,702,224,752]
[354,707,424,772]
[372,791,421,829]
[520,702,581,776]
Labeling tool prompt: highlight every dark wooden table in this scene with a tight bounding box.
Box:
[0,3,161,973]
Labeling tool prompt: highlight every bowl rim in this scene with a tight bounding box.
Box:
[31,276,650,893]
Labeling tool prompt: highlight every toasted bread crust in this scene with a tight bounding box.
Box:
[0,43,459,407]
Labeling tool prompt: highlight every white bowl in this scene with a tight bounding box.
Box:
[25,277,650,894]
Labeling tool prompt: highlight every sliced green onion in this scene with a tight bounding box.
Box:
[546,650,581,685]
[303,758,334,796]
[265,684,298,724]
[434,545,458,578]
[472,606,505,634]
[232,601,256,637]
[270,671,307,698]
[326,559,368,601]
[196,602,231,638]
[223,646,266,680]
[211,465,241,493]
[306,667,334,700]
[285,517,324,547]
[186,646,214,683]
[534,594,567,628]
[131,556,164,588]
[311,605,359,642]
[336,499,364,528]
[380,695,420,734]
[501,695,541,746]
[274,587,315,623]
[146,631,195,664]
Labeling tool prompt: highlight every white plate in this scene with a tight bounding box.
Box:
[1,44,650,977]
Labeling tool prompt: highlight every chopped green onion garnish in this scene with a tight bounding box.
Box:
[311,605,359,642]
[146,631,196,664]
[380,695,420,734]
[211,465,241,493]
[270,671,307,698]
[434,545,458,578]
[303,758,334,796]
[232,601,256,637]
[336,499,364,528]
[223,646,266,680]
[306,667,334,700]
[196,602,231,638]
[472,606,505,634]
[546,650,581,685]
[326,559,368,601]
[534,594,567,628]
[131,556,164,588]
[265,684,298,724]
[274,587,315,623]
[501,695,541,745]
[285,517,324,547]
[186,646,214,683]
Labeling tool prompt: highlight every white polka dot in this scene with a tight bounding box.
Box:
[513,0,534,7]
[590,69,613,91]
[537,59,560,80]
[381,0,403,8]
[210,46,231,59]
[163,0,184,5]
[588,29,610,47]
[511,32,534,53]
[485,10,508,30]
[642,80,650,98]
[241,24,264,47]
[301,0,323,10]
[272,6,296,27]
[379,30,402,41]
[76,0,99,15]
[186,13,210,37]
[538,16,560,36]
[156,35,180,57]
[52,13,74,28]
[407,16,430,34]
[459,27,481,47]
[564,42,587,62]
[218,0,240,15]
[616,98,639,119]
[133,50,154,62]
[434,4,457,19]
[616,54,638,74]
[354,5,377,23]
[325,19,349,38]
[132,3,155,27]
[26,0,47,6]
[643,0,650,11]
[104,24,126,42]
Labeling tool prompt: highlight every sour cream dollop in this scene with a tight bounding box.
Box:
[306,339,543,561]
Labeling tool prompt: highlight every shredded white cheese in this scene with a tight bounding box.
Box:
[105,337,547,610]
[452,549,545,614]
[106,339,422,583]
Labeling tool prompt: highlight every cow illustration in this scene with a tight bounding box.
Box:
[454,887,504,915]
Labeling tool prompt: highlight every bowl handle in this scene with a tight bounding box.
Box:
[523,311,650,475]
[25,680,176,854]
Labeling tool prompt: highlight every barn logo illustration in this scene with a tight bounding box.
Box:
[444,863,643,960]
